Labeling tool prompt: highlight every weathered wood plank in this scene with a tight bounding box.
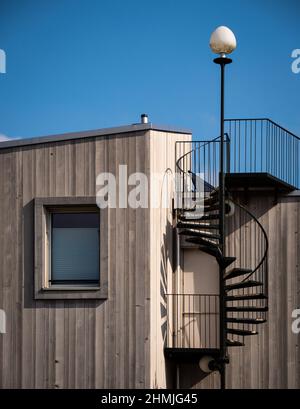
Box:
[0,130,153,388]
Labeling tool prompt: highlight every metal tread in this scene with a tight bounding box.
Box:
[181,214,220,221]
[226,339,244,347]
[179,214,205,221]
[196,245,236,268]
[186,237,219,248]
[179,214,219,222]
[225,280,263,292]
[179,229,221,240]
[224,268,252,281]
[195,214,220,220]
[225,293,267,301]
[204,203,220,212]
[219,256,237,269]
[226,317,266,324]
[226,306,268,312]
[226,328,258,336]
[177,222,220,230]
[197,244,236,269]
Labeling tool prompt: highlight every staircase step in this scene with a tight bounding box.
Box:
[180,208,227,220]
[224,268,252,281]
[178,222,204,230]
[197,244,221,257]
[189,195,219,206]
[204,195,219,205]
[220,256,237,269]
[179,213,203,220]
[181,213,219,221]
[179,230,220,240]
[178,222,220,230]
[179,214,218,222]
[196,245,236,268]
[197,223,220,230]
[225,280,263,292]
[226,306,268,312]
[226,317,267,325]
[226,339,244,347]
[204,203,220,212]
[227,328,258,336]
[197,214,220,220]
[210,188,219,197]
[180,202,219,212]
[186,237,219,248]
[225,293,267,301]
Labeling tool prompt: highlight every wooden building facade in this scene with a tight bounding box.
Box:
[0,120,299,389]
[0,123,190,388]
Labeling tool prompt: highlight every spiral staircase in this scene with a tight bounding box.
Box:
[165,131,272,387]
[177,186,269,348]
[164,118,300,388]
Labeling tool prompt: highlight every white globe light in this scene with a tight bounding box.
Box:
[199,356,215,373]
[209,26,237,55]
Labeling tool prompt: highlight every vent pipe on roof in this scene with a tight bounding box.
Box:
[141,114,149,124]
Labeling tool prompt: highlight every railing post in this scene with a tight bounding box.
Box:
[226,134,231,174]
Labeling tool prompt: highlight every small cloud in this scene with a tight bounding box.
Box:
[0,134,11,142]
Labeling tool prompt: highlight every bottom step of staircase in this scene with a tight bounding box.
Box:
[226,306,268,312]
[226,339,244,347]
[226,317,267,325]
[227,328,258,336]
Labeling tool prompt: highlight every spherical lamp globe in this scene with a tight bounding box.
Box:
[210,26,237,56]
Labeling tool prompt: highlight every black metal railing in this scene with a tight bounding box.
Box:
[173,126,270,349]
[175,136,230,210]
[171,117,298,350]
[166,294,219,349]
[225,199,268,291]
[224,198,269,342]
[225,118,300,188]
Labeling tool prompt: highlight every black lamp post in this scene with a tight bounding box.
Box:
[210,25,237,390]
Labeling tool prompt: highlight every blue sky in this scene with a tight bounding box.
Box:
[0,0,299,140]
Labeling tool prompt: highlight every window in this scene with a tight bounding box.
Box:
[34,197,108,300]
[50,212,100,286]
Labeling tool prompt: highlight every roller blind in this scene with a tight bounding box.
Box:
[51,212,100,284]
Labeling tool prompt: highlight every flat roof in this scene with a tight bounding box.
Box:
[0,122,192,150]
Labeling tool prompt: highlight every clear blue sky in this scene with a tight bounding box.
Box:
[0,0,299,140]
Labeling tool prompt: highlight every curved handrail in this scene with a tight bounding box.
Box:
[229,198,269,284]
[175,137,220,174]
[175,137,269,297]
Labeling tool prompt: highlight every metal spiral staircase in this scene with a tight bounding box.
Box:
[177,186,269,347]
[165,118,299,387]
[177,135,268,339]
[166,133,270,387]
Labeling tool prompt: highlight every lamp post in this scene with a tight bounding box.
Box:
[209,25,237,390]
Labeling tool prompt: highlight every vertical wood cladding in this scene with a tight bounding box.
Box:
[0,131,151,388]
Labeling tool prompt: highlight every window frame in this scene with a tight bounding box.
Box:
[34,197,108,300]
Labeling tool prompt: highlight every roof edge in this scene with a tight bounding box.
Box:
[0,123,192,150]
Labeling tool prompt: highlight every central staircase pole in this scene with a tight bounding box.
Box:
[214,55,232,390]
